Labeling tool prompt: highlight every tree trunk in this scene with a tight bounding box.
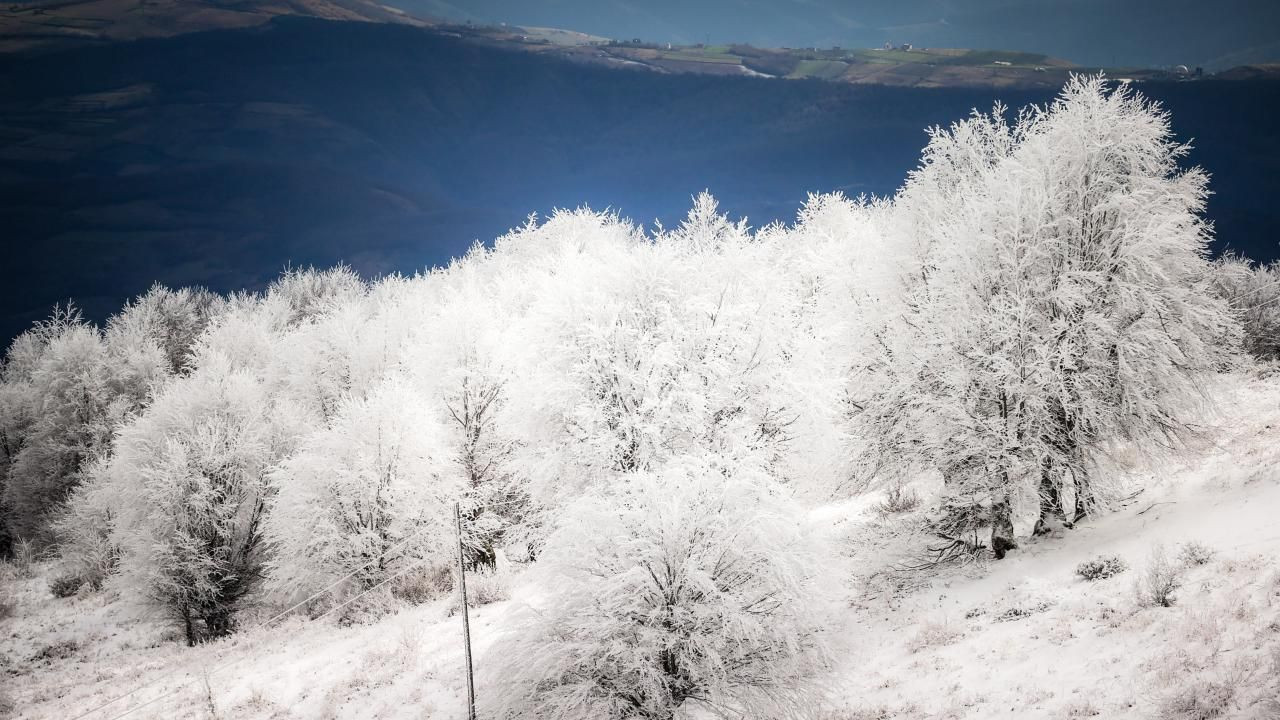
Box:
[1035,461,1073,534]
[990,497,1017,560]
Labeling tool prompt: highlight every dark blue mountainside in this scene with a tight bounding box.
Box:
[1,17,1277,344]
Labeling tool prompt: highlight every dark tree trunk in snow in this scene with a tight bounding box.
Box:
[990,497,1017,559]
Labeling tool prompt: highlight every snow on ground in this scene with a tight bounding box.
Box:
[3,368,1279,720]
[826,368,1280,720]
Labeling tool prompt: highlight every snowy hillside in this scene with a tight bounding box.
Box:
[3,367,1278,719]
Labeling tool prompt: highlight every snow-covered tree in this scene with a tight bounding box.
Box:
[1211,254,1280,361]
[112,357,290,644]
[481,460,833,720]
[498,203,809,548]
[264,377,459,602]
[108,284,223,375]
[2,307,115,544]
[857,76,1240,556]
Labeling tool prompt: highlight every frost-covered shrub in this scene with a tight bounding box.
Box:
[9,537,36,578]
[466,565,511,606]
[1156,678,1235,720]
[480,463,833,720]
[1076,555,1129,581]
[0,582,14,620]
[389,565,453,606]
[1137,545,1184,608]
[1178,541,1216,567]
[989,581,1057,622]
[447,564,512,616]
[875,482,921,517]
[49,573,82,598]
[906,618,963,653]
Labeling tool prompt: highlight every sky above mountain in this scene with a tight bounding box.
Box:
[408,0,1280,69]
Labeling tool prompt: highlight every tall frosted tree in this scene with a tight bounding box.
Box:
[112,357,291,644]
[858,76,1240,556]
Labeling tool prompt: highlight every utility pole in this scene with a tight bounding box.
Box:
[455,503,476,720]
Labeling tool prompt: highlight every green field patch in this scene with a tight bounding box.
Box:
[788,59,850,79]
[660,51,741,64]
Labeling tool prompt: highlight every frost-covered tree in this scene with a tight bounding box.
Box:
[1210,254,1280,361]
[857,76,1239,556]
[2,307,115,544]
[50,457,121,591]
[498,203,807,547]
[1,294,180,551]
[112,357,290,644]
[108,284,223,375]
[481,461,833,720]
[264,377,459,602]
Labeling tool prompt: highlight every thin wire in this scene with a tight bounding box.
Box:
[1244,291,1280,311]
[103,554,440,720]
[1226,282,1280,306]
[70,524,432,720]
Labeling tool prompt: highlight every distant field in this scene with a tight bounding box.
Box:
[788,59,849,79]
[659,50,741,65]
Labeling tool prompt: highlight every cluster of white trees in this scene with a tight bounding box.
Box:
[0,76,1257,715]
[1211,254,1280,361]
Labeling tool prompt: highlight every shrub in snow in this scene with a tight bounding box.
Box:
[447,563,512,616]
[987,581,1057,622]
[388,565,454,606]
[855,75,1240,557]
[0,582,13,620]
[1076,555,1129,581]
[906,618,963,653]
[874,482,921,517]
[8,537,36,579]
[480,462,833,720]
[1177,541,1216,567]
[264,377,461,606]
[1137,545,1184,608]
[1156,678,1235,720]
[48,573,81,599]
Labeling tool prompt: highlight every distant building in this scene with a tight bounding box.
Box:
[900,43,913,51]
[883,41,893,50]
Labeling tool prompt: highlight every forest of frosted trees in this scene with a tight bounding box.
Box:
[2,76,1279,718]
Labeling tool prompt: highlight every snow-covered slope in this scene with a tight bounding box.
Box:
[3,368,1279,719]
[826,367,1280,719]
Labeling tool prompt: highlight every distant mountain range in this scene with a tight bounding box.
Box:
[4,1,1279,88]
[403,0,1280,71]
[0,0,425,52]
[0,3,1277,346]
